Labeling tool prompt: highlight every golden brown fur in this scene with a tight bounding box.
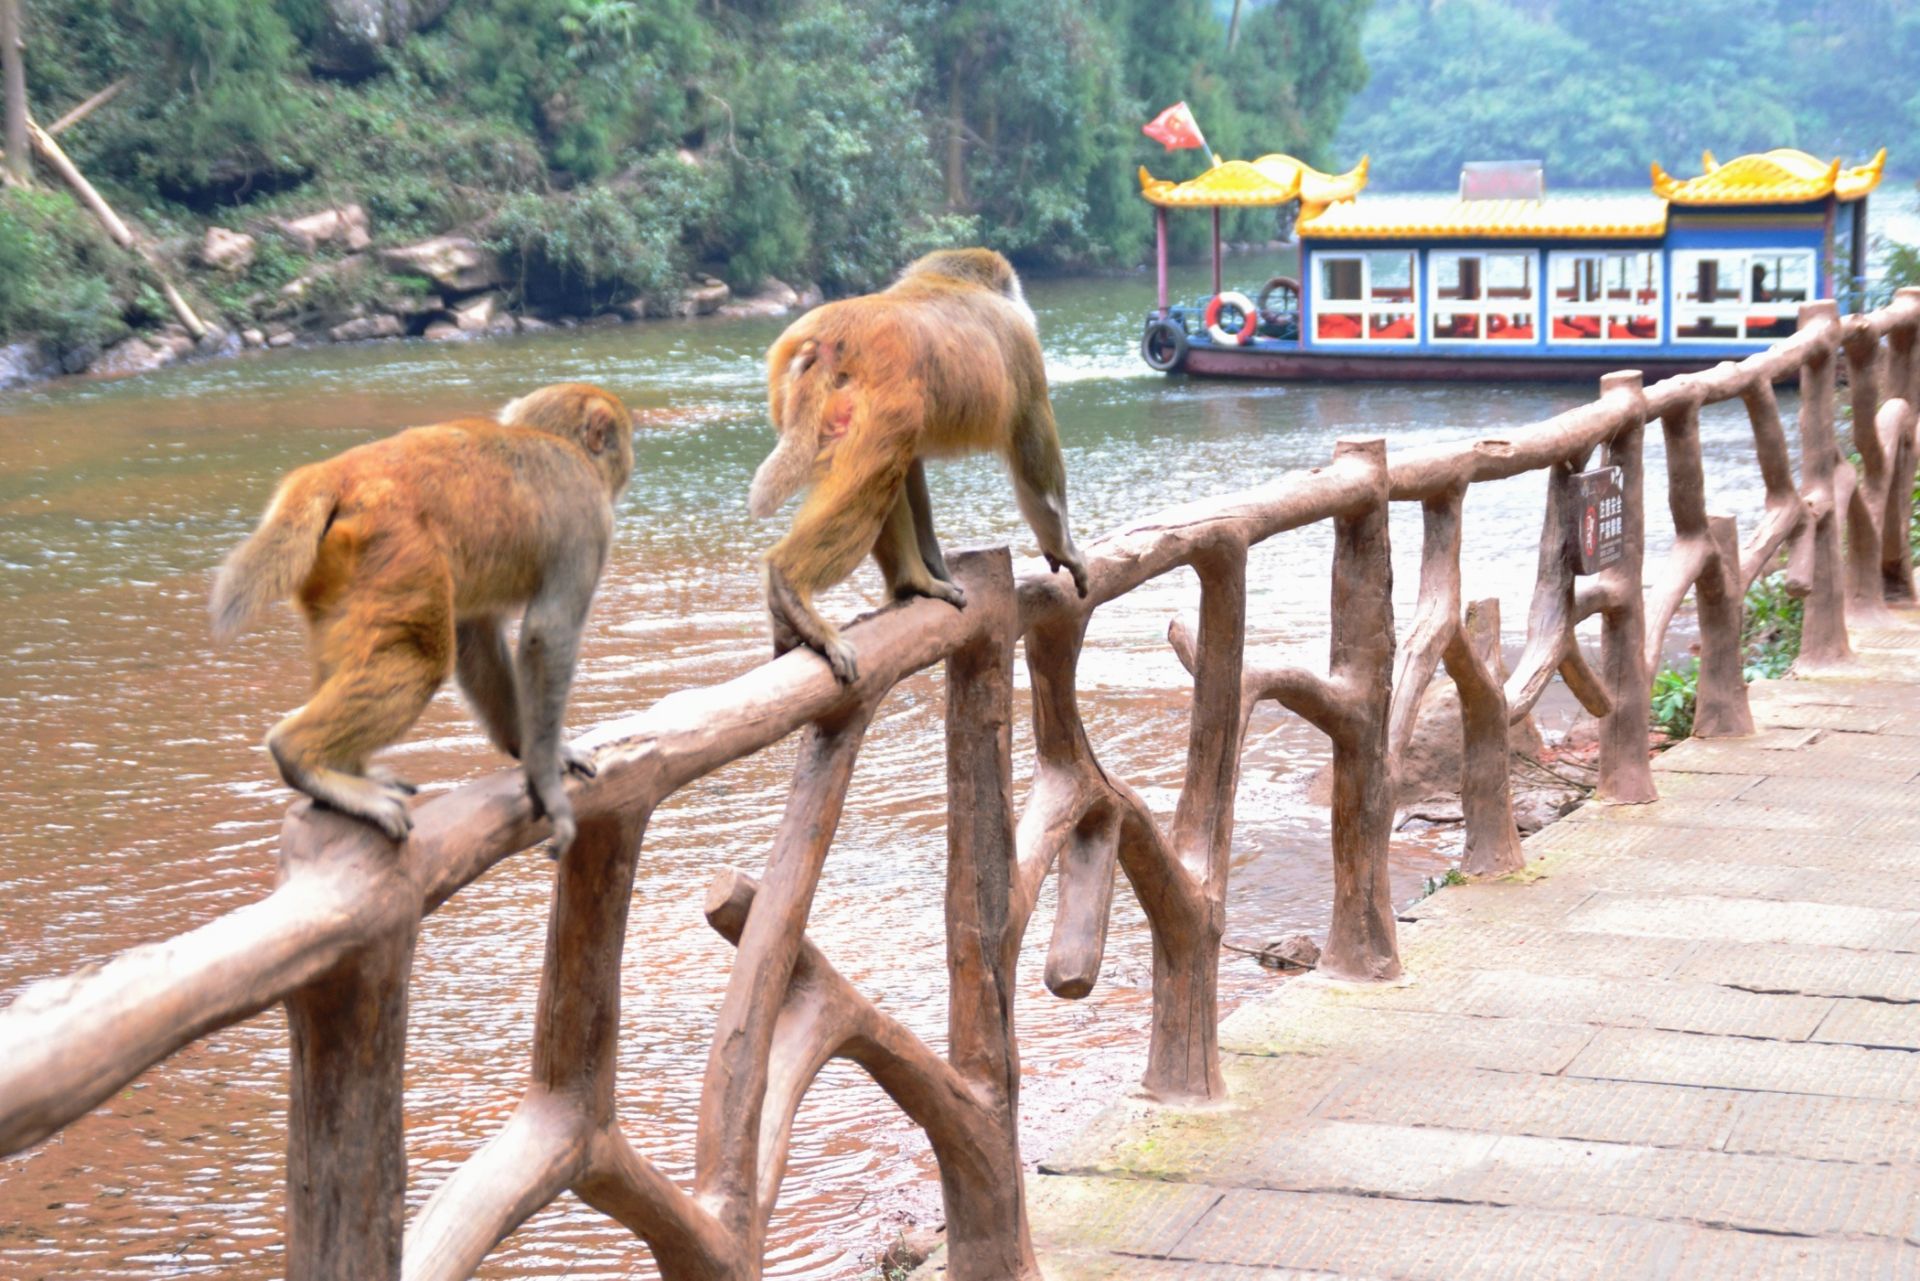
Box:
[748,247,1085,682]
[210,382,635,851]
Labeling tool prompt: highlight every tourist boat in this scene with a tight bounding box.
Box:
[1137,148,1886,381]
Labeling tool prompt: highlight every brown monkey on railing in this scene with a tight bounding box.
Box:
[747,247,1088,683]
[210,382,634,853]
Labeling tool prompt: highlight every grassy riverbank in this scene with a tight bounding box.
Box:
[0,0,1368,381]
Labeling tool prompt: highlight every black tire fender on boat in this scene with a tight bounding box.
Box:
[1257,275,1302,314]
[1141,317,1188,372]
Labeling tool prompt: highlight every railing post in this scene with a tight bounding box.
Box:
[940,549,1037,1280]
[1795,301,1854,669]
[280,810,418,1281]
[1694,514,1755,737]
[1596,371,1655,803]
[1841,322,1895,624]
[1319,437,1399,981]
[1453,597,1524,875]
[1880,289,1920,604]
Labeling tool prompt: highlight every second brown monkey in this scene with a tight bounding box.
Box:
[748,247,1088,682]
[210,382,634,853]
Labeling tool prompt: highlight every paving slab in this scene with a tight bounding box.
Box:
[1723,1089,1920,1163]
[1323,967,1835,1040]
[1394,920,1696,979]
[1566,1024,1920,1100]
[1560,891,1920,948]
[919,629,1920,1280]
[1311,1065,1743,1151]
[1171,1187,1691,1280]
[1670,937,1920,1001]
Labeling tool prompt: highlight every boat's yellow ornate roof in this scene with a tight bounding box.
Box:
[1138,155,1369,209]
[1297,194,1669,240]
[1250,154,1370,210]
[1652,148,1886,204]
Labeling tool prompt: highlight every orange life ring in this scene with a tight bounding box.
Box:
[1204,291,1259,346]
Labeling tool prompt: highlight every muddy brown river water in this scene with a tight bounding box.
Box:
[0,243,1843,1277]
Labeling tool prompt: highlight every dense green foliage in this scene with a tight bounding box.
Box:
[0,188,146,350]
[1339,0,1920,189]
[2,0,1370,347]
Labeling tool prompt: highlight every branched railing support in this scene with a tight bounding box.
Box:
[1796,302,1856,669]
[1387,485,1523,877]
[1647,393,1753,739]
[1452,597,1524,875]
[282,809,421,1281]
[1592,371,1656,803]
[939,550,1038,1279]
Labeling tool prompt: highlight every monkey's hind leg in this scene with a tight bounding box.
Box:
[457,616,598,783]
[514,581,599,855]
[270,578,453,841]
[875,481,966,609]
[905,460,957,586]
[764,464,906,684]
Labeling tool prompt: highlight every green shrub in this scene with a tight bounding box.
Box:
[1649,659,1699,740]
[0,189,138,351]
[489,166,715,311]
[96,0,321,207]
[1741,571,1804,680]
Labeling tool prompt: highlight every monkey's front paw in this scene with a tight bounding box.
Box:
[1047,554,1091,599]
[823,638,860,684]
[546,811,577,858]
[560,742,598,779]
[361,793,413,842]
[527,781,578,857]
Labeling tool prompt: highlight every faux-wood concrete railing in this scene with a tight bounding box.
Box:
[2,289,1916,1280]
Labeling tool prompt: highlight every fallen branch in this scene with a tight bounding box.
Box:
[25,116,207,340]
[47,77,129,136]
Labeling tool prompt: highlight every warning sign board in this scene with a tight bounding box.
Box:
[1569,466,1625,575]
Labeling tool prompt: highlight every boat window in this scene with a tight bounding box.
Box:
[1312,251,1418,343]
[1430,251,1536,344]
[1672,248,1815,342]
[1548,251,1660,344]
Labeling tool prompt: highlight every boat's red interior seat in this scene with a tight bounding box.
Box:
[1316,314,1363,339]
[1552,317,1601,339]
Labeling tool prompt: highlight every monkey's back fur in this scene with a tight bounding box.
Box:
[211,421,613,643]
[761,264,1060,502]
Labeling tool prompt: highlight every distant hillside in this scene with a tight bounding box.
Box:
[1336,0,1918,191]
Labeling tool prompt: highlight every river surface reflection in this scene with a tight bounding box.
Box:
[0,241,1829,1277]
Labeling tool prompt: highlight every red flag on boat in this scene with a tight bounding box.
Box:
[1142,102,1208,153]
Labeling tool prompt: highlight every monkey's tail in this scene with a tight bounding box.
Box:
[209,470,337,643]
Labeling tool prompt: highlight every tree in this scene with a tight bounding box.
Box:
[2,0,26,185]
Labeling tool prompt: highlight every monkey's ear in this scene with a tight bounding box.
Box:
[788,339,821,381]
[582,397,627,455]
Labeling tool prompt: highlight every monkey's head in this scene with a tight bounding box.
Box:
[897,247,1034,330]
[749,335,861,519]
[501,382,636,498]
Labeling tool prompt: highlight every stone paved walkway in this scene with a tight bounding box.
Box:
[922,625,1920,1280]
